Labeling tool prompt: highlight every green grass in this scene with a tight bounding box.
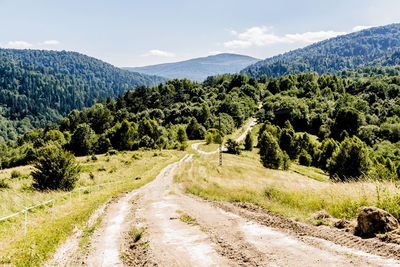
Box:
[178,213,198,226]
[197,143,220,152]
[0,150,184,266]
[175,149,400,222]
[129,226,145,243]
[289,163,331,182]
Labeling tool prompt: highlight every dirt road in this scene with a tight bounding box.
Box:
[49,120,400,266]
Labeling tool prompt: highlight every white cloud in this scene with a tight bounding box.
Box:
[42,40,60,45]
[352,25,373,32]
[224,26,346,49]
[5,41,33,49]
[143,49,175,57]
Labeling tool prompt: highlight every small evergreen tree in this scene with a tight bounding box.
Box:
[226,138,241,155]
[32,144,80,191]
[298,150,312,166]
[70,123,95,156]
[328,136,371,181]
[244,132,253,151]
[186,117,206,140]
[259,131,283,169]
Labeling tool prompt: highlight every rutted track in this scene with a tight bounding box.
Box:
[49,119,400,266]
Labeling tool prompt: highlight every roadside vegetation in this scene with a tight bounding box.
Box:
[0,150,184,266]
[175,148,400,223]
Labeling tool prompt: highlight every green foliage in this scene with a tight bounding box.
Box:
[0,49,166,142]
[107,120,135,150]
[259,131,283,169]
[243,24,400,78]
[298,150,312,167]
[69,124,95,156]
[186,117,206,140]
[205,128,222,144]
[328,136,371,181]
[244,132,253,151]
[32,144,80,191]
[0,179,10,189]
[225,138,241,155]
[318,139,339,170]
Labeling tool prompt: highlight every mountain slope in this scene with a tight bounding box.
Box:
[242,23,400,78]
[0,49,166,142]
[125,53,260,81]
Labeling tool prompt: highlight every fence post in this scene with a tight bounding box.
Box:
[24,209,27,236]
[51,199,55,222]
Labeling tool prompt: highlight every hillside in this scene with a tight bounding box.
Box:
[242,23,400,78]
[124,53,260,81]
[0,49,166,142]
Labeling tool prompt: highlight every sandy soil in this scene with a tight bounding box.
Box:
[48,120,400,266]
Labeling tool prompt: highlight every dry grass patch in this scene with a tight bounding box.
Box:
[0,150,184,266]
[175,150,399,222]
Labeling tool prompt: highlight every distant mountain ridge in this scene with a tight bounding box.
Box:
[0,49,166,142]
[242,23,400,78]
[125,53,260,81]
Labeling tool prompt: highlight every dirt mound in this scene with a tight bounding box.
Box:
[355,206,399,237]
[212,201,400,261]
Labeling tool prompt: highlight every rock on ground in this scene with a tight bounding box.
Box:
[355,206,399,237]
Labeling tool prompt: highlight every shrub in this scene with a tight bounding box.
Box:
[186,117,206,140]
[259,131,283,169]
[11,170,22,179]
[244,132,253,151]
[69,123,95,156]
[0,179,9,189]
[31,144,80,191]
[299,150,312,166]
[328,136,371,181]
[226,138,241,155]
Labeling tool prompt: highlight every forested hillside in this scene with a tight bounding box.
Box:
[255,71,400,180]
[0,74,260,168]
[125,53,260,81]
[0,49,166,142]
[243,23,400,78]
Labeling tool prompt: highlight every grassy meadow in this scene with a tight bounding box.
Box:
[0,149,184,266]
[175,146,400,223]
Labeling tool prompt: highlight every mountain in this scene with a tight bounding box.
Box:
[242,23,400,78]
[124,53,260,81]
[0,49,166,142]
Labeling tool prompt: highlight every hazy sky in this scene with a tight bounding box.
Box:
[0,0,399,67]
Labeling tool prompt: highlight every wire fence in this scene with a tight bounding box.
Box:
[0,179,129,236]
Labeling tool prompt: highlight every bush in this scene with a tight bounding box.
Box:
[11,170,22,179]
[69,123,95,156]
[226,138,241,155]
[259,131,283,169]
[244,132,253,151]
[328,136,371,181]
[32,144,80,191]
[0,179,9,189]
[299,150,312,166]
[186,117,206,140]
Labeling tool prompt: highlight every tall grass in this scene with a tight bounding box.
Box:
[0,150,184,266]
[175,150,400,222]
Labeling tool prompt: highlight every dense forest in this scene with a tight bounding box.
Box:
[0,74,260,169]
[255,70,400,181]
[243,23,400,78]
[0,49,166,142]
[2,66,400,182]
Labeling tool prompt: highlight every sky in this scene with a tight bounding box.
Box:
[0,0,399,67]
